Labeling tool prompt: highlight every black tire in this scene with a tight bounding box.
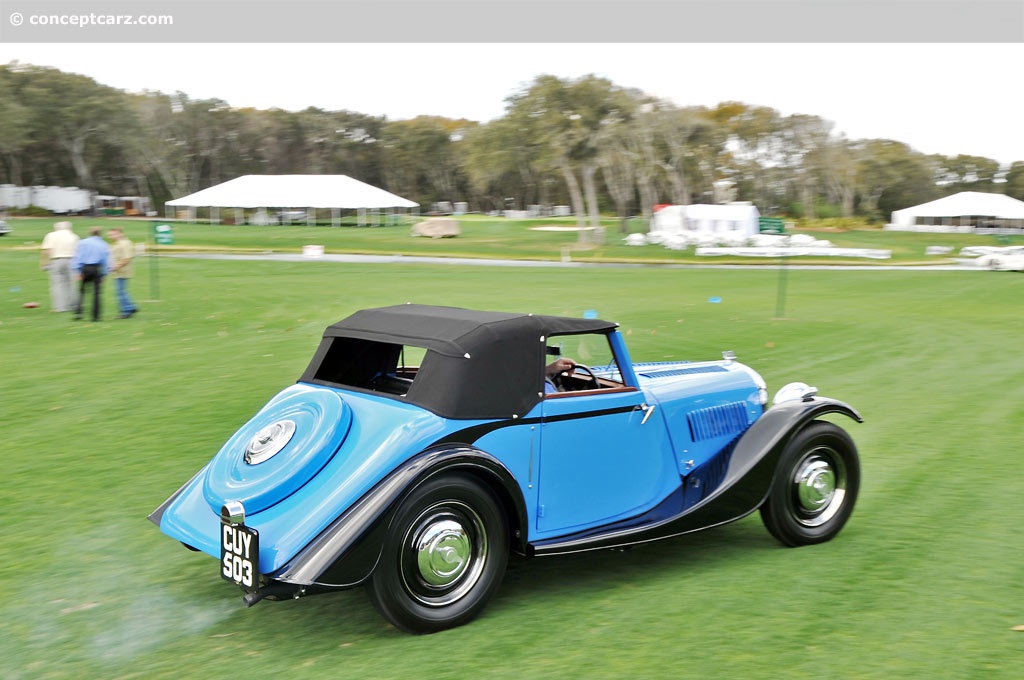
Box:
[760,421,860,547]
[367,473,508,634]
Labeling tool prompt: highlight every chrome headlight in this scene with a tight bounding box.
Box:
[773,382,818,406]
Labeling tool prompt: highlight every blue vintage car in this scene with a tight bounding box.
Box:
[150,304,861,634]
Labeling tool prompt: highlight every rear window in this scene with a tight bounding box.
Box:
[311,337,426,396]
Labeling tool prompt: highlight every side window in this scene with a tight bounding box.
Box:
[544,333,625,395]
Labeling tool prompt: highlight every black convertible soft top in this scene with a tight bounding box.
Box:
[300,304,618,419]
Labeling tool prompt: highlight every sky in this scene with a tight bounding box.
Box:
[1,42,1022,166]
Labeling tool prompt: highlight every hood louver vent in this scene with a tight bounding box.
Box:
[687,402,749,442]
[639,365,727,379]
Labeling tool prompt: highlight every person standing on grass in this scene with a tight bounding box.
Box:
[72,226,110,321]
[39,220,80,312]
[108,227,138,318]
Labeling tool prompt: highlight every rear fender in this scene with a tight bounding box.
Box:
[271,446,526,588]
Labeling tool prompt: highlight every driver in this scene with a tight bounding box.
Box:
[544,357,577,394]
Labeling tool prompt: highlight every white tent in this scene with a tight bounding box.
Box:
[651,203,760,237]
[166,175,419,225]
[888,191,1024,231]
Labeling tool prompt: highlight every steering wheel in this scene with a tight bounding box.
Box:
[569,364,600,390]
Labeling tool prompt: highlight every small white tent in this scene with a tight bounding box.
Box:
[651,203,760,238]
[167,175,419,226]
[888,191,1024,231]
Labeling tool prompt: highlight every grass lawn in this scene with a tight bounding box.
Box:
[2,226,1023,678]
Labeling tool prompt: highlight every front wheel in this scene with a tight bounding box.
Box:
[760,421,860,547]
[367,473,508,634]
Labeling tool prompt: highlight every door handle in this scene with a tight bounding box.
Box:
[639,403,656,425]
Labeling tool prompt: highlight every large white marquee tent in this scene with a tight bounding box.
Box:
[887,191,1024,232]
[167,175,419,225]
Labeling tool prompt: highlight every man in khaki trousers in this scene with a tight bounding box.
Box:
[40,220,80,312]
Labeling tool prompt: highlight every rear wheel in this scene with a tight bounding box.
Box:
[760,421,860,547]
[367,473,508,634]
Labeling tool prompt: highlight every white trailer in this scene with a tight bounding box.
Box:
[32,186,93,214]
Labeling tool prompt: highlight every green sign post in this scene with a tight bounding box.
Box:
[150,223,174,300]
[756,217,788,316]
[775,255,789,319]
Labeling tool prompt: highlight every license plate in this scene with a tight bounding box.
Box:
[220,522,259,591]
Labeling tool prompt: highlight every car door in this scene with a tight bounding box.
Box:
[536,387,678,536]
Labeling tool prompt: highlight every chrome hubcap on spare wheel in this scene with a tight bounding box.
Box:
[244,419,296,465]
[793,448,846,526]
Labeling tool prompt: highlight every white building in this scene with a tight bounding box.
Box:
[651,203,761,239]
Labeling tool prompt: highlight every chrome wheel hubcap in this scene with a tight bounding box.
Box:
[403,501,487,606]
[792,447,846,526]
[416,519,471,587]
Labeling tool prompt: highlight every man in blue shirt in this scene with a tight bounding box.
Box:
[72,227,111,321]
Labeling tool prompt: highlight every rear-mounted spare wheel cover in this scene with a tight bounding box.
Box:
[203,384,351,513]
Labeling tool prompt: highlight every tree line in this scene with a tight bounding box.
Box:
[2,62,1023,226]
